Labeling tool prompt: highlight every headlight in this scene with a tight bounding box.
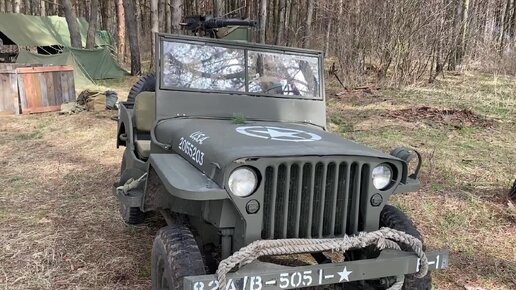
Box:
[228,167,258,197]
[372,164,392,190]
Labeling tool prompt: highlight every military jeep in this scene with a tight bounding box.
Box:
[114,31,448,290]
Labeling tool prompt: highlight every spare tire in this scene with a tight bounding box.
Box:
[127,73,156,103]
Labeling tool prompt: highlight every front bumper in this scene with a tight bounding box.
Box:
[184,250,448,290]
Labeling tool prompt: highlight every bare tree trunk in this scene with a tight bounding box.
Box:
[166,0,172,33]
[40,0,46,16]
[324,17,332,55]
[171,0,183,34]
[275,0,286,45]
[259,0,267,43]
[53,0,58,15]
[86,0,98,49]
[336,0,344,37]
[158,0,165,32]
[509,0,516,42]
[245,0,250,18]
[303,0,315,48]
[124,0,141,75]
[500,0,511,52]
[13,0,20,13]
[99,0,107,30]
[287,0,298,46]
[448,0,461,70]
[150,0,158,68]
[271,0,278,38]
[23,0,29,14]
[151,0,159,38]
[63,0,82,48]
[116,0,126,62]
[213,0,223,16]
[459,0,470,61]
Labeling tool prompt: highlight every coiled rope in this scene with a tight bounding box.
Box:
[216,227,428,290]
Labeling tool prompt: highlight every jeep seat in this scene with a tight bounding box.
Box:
[133,92,156,159]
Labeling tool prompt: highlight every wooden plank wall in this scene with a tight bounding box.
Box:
[0,64,33,114]
[0,65,76,114]
[0,69,19,114]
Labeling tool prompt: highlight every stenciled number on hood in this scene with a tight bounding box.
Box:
[178,137,205,166]
[189,131,210,144]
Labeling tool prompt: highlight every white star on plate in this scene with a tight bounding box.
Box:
[338,267,352,282]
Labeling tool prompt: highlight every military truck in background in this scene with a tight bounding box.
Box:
[113,15,448,290]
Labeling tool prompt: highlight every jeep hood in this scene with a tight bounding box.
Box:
[154,118,398,176]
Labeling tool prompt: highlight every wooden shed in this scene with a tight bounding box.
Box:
[0,64,76,114]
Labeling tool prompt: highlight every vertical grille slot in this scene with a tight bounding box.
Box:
[323,162,338,236]
[347,163,361,234]
[359,164,370,232]
[262,166,275,239]
[261,159,370,239]
[273,164,288,238]
[286,164,300,238]
[298,163,313,238]
[311,162,325,237]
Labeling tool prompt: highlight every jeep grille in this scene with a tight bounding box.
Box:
[261,161,370,239]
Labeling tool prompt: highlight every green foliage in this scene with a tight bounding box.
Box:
[15,131,43,140]
[231,113,247,124]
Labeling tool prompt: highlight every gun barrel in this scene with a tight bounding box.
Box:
[205,18,258,29]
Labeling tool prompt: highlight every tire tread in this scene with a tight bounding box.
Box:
[380,205,432,290]
[153,224,206,290]
[127,73,156,103]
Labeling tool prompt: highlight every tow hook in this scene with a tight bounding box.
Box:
[116,173,148,195]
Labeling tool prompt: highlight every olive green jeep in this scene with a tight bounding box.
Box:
[114,29,448,290]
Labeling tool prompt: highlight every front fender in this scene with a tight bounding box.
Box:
[142,154,229,211]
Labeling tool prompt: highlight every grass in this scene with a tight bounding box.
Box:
[0,71,514,289]
[327,71,516,289]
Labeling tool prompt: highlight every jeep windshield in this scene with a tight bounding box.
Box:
[160,39,322,99]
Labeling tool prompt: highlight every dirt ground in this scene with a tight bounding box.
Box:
[0,72,515,290]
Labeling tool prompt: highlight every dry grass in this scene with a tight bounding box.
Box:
[0,71,514,290]
[328,72,516,289]
[0,112,161,290]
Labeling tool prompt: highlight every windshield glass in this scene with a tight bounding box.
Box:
[162,41,245,91]
[161,39,322,99]
[248,51,320,98]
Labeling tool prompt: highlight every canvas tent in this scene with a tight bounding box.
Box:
[16,48,128,87]
[0,12,128,87]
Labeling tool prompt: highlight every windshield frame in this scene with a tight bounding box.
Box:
[158,34,325,101]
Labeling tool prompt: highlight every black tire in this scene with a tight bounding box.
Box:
[120,202,145,225]
[379,205,432,290]
[119,153,145,225]
[152,224,206,290]
[127,73,156,103]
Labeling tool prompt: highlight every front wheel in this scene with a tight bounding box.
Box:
[151,224,206,290]
[379,205,432,290]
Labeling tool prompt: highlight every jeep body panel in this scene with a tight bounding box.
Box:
[148,154,228,200]
[153,118,402,179]
[184,250,449,290]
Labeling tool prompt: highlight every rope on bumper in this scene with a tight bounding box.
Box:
[216,227,428,290]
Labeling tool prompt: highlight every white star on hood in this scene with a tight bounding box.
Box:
[338,267,352,282]
[263,128,305,139]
